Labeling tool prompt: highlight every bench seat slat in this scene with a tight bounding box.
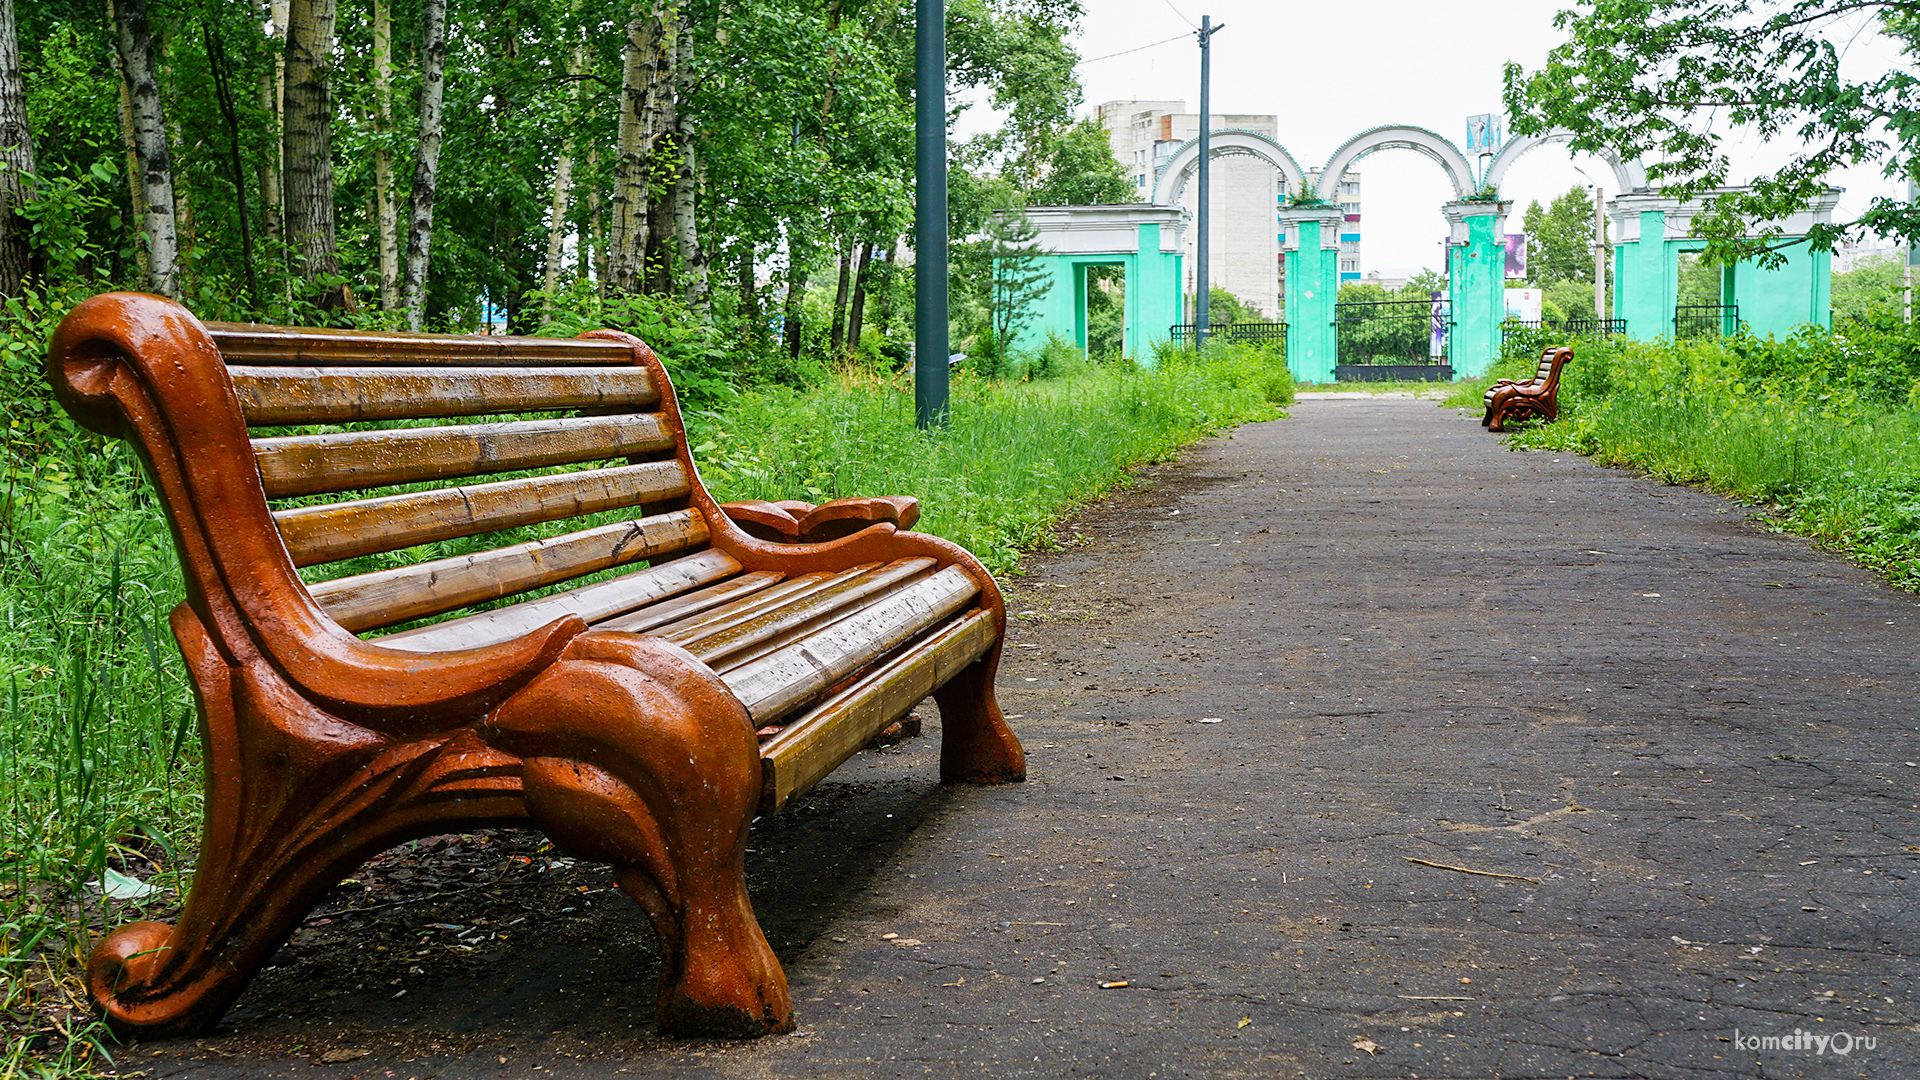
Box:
[759,608,996,813]
[274,460,691,567]
[254,414,676,498]
[232,366,660,425]
[648,566,865,642]
[206,323,634,366]
[697,558,937,673]
[373,549,743,653]
[595,570,787,635]
[721,566,981,723]
[310,508,708,632]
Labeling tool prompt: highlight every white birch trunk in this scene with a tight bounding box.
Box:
[373,0,397,308]
[400,0,447,330]
[111,0,177,298]
[0,0,34,296]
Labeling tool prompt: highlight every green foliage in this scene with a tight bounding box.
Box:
[696,358,1280,572]
[1831,254,1907,325]
[1024,118,1133,206]
[1484,324,1920,588]
[1204,286,1258,325]
[1504,1,1920,266]
[1521,186,1604,287]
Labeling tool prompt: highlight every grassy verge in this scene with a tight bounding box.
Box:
[1476,326,1920,589]
[0,348,1286,1072]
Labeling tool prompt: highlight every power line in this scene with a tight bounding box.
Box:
[1081,32,1190,64]
[1160,0,1197,29]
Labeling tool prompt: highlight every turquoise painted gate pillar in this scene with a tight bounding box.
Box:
[1441,199,1511,378]
[1608,195,1674,340]
[1280,205,1343,382]
[1723,240,1833,335]
[1015,205,1189,366]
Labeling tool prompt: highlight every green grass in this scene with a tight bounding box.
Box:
[0,349,1284,1071]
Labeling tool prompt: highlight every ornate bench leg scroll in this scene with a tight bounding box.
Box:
[482,632,793,1038]
[934,642,1026,786]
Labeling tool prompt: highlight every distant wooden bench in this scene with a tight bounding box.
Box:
[47,292,1024,1041]
[1482,346,1572,431]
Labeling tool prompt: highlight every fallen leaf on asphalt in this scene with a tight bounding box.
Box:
[1352,1038,1379,1056]
[892,938,923,946]
[316,1049,369,1064]
[1101,981,1128,989]
[880,932,898,939]
[1236,1017,1251,1029]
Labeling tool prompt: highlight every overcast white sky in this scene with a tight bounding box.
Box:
[958,0,1906,276]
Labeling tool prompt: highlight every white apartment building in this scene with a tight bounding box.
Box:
[1096,100,1361,322]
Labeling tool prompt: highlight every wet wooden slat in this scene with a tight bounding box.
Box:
[696,558,937,673]
[646,567,865,643]
[595,570,787,634]
[253,413,675,498]
[274,461,691,566]
[373,549,741,653]
[232,366,659,425]
[721,566,981,723]
[758,609,995,813]
[310,509,707,632]
[206,323,635,366]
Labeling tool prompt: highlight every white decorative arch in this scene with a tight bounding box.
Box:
[1483,130,1650,195]
[1151,129,1308,206]
[1314,125,1476,202]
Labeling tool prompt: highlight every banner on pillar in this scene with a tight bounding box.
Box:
[1504,287,1542,322]
[1465,114,1503,152]
[1504,234,1527,279]
[1430,292,1449,358]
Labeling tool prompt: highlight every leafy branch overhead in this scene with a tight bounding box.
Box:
[1503,0,1920,266]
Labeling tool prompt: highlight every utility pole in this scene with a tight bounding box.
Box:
[1194,15,1223,348]
[1592,184,1606,320]
[914,0,948,427]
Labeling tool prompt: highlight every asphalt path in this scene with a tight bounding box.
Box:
[138,397,1920,1079]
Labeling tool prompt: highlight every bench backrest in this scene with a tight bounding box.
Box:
[1534,346,1572,389]
[48,294,725,654]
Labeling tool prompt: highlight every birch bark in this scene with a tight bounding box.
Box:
[0,0,33,296]
[400,0,447,330]
[111,0,177,298]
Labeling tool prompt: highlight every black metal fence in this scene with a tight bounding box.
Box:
[1674,304,1739,339]
[1333,299,1445,365]
[1167,321,1287,348]
[1501,317,1629,342]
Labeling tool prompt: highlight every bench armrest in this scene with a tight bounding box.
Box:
[720,496,920,543]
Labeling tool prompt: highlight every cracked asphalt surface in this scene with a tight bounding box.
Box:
[135,397,1918,1079]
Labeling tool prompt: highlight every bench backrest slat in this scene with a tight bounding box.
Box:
[274,460,691,567]
[254,413,675,498]
[1534,353,1557,382]
[232,365,661,425]
[310,508,709,632]
[206,322,635,366]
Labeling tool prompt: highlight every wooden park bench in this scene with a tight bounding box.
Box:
[47,292,1025,1041]
[1482,346,1573,431]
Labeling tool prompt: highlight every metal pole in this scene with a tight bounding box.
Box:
[1592,184,1606,320]
[1194,16,1222,348]
[914,0,948,427]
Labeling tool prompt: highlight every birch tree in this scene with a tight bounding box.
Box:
[283,0,342,305]
[0,0,32,297]
[110,0,176,297]
[372,0,397,308]
[400,0,447,329]
[608,0,673,296]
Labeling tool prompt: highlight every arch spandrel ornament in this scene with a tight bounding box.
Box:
[1483,130,1649,195]
[1314,125,1477,202]
[1150,129,1308,206]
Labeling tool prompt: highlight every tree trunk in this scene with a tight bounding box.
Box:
[608,0,672,295]
[284,0,344,308]
[111,0,178,298]
[846,241,873,353]
[737,245,758,346]
[542,28,588,298]
[782,259,808,361]
[828,243,852,355]
[586,144,604,284]
[203,20,258,305]
[258,0,287,249]
[372,0,397,308]
[0,0,35,297]
[400,0,447,330]
[680,148,708,317]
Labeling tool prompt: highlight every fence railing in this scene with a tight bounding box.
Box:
[1501,317,1629,340]
[1674,304,1739,339]
[1334,299,1447,365]
[1167,321,1287,348]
